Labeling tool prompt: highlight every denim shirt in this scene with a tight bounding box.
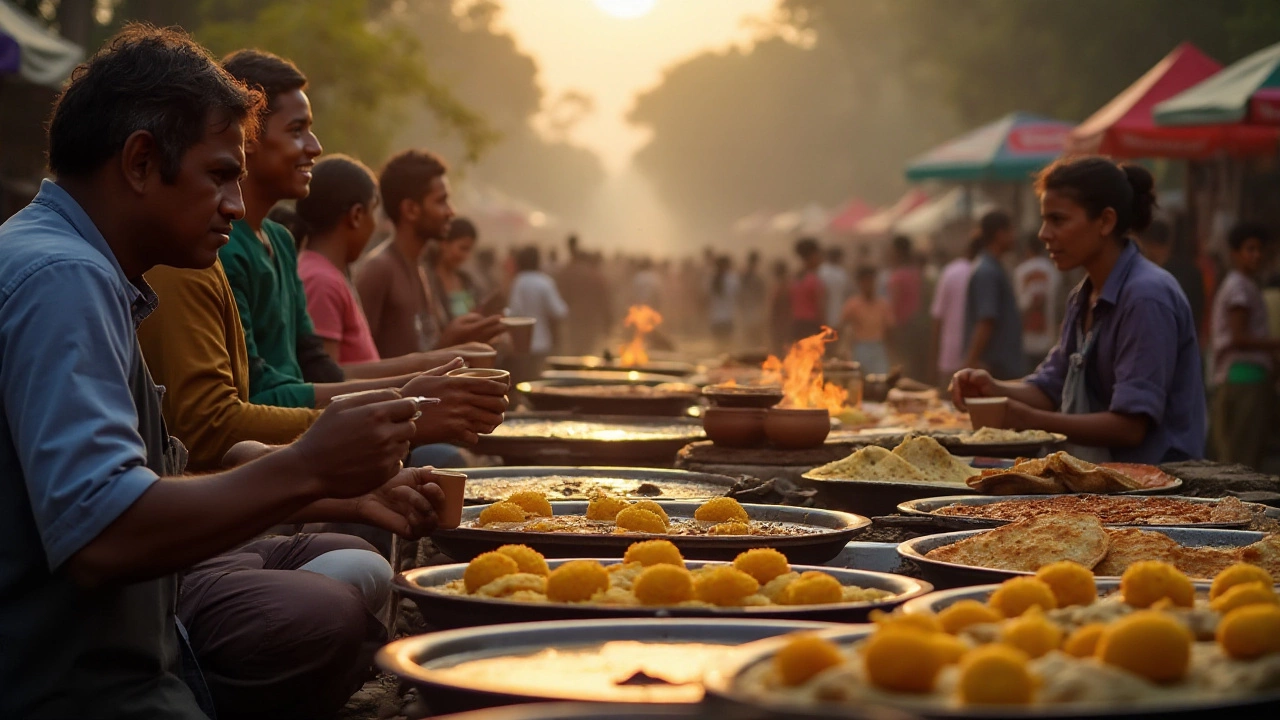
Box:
[1026,241,1206,463]
[0,180,203,717]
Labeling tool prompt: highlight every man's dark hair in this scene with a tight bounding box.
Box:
[294,154,377,241]
[794,237,821,258]
[1228,221,1271,251]
[516,245,541,272]
[47,24,263,183]
[892,235,913,258]
[977,210,1012,246]
[447,217,478,241]
[379,149,448,224]
[222,48,307,124]
[826,247,844,263]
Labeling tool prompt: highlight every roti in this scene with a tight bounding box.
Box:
[1238,534,1280,577]
[808,446,926,481]
[893,436,976,485]
[925,513,1110,572]
[1095,528,1237,578]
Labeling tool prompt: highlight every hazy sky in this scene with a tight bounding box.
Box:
[499,0,778,173]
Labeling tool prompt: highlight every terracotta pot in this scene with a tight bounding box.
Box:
[764,407,831,450]
[702,407,767,448]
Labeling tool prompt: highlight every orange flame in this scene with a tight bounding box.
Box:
[619,305,662,366]
[762,327,847,413]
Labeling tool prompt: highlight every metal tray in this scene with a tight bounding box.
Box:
[702,625,1280,720]
[824,541,911,575]
[936,432,1067,458]
[431,501,871,564]
[476,413,705,467]
[518,380,700,417]
[896,494,1259,531]
[898,579,1215,616]
[546,356,697,377]
[432,703,763,720]
[461,466,737,504]
[396,559,932,628]
[897,527,1267,588]
[377,617,840,715]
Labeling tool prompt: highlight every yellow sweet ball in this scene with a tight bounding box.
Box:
[998,610,1064,659]
[957,645,1036,705]
[1063,623,1107,658]
[623,539,685,567]
[1217,604,1280,660]
[632,564,695,606]
[586,496,631,521]
[693,566,760,606]
[495,544,550,576]
[938,600,1003,634]
[1097,611,1192,683]
[1120,561,1195,609]
[930,633,969,665]
[505,491,553,517]
[615,507,669,534]
[869,609,943,634]
[545,560,611,602]
[988,577,1058,618]
[1210,582,1279,615]
[862,630,944,693]
[477,501,526,526]
[709,522,751,536]
[630,500,670,524]
[733,548,791,584]
[1210,563,1275,601]
[694,497,749,523]
[781,571,843,606]
[1035,561,1097,607]
[773,634,846,687]
[464,552,520,593]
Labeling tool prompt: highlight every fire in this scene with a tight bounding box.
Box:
[619,305,662,366]
[762,327,848,413]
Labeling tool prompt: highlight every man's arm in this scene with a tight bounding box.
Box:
[1227,307,1280,352]
[354,256,390,352]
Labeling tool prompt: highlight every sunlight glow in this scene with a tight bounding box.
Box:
[593,0,657,20]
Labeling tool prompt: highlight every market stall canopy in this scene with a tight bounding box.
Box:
[0,0,82,87]
[1155,41,1280,126]
[894,187,995,237]
[1065,43,1275,158]
[904,113,1072,183]
[770,203,828,235]
[853,189,931,236]
[826,197,874,233]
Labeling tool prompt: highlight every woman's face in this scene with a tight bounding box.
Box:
[440,236,476,269]
[1037,189,1115,272]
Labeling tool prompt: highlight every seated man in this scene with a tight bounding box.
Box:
[0,26,453,719]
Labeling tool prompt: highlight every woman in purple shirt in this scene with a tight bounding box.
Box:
[951,156,1205,463]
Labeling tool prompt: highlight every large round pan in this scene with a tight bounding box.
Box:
[395,559,932,629]
[377,617,841,715]
[476,413,705,467]
[897,527,1266,588]
[461,466,738,504]
[431,703,774,720]
[898,579,1221,617]
[702,625,1280,720]
[896,494,1260,531]
[936,433,1067,458]
[431,501,871,564]
[517,380,700,416]
[546,356,697,377]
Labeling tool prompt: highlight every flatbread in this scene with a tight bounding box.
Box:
[967,472,1068,495]
[892,436,977,485]
[808,446,926,481]
[1094,528,1237,578]
[1237,534,1280,577]
[925,513,1109,572]
[1053,454,1143,493]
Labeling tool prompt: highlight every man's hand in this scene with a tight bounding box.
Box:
[285,388,419,499]
[400,374,509,446]
[949,368,995,411]
[440,313,505,346]
[222,440,276,468]
[352,467,446,539]
[419,345,491,371]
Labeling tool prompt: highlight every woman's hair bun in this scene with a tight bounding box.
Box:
[1120,163,1156,233]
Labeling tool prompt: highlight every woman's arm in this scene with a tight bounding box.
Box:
[1006,403,1149,448]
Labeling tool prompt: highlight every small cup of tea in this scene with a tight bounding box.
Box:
[427,469,467,529]
[965,396,1008,429]
[446,367,512,388]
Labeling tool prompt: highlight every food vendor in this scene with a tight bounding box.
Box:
[951,156,1205,464]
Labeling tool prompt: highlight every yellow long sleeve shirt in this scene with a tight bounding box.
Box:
[137,259,320,472]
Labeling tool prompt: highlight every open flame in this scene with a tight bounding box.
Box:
[761,327,848,413]
[619,305,662,366]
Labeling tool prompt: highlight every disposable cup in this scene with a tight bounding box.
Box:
[428,469,467,529]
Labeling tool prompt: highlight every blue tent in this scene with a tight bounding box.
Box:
[905,113,1073,183]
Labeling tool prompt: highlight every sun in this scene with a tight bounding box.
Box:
[593,0,656,20]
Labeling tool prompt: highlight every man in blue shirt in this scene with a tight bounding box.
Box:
[0,26,445,718]
[962,210,1026,380]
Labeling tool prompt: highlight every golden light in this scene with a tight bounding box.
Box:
[593,0,656,20]
[619,305,662,366]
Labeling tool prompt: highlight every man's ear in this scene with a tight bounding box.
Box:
[119,129,160,193]
[347,203,367,229]
[399,199,420,223]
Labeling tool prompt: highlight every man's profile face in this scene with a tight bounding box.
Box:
[246,88,322,201]
[147,117,247,270]
[412,176,455,242]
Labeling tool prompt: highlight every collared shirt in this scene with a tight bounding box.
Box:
[0,180,202,716]
[1027,241,1206,463]
[964,251,1025,380]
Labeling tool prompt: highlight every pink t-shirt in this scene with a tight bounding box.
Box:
[298,250,380,364]
[930,257,972,375]
[789,271,823,321]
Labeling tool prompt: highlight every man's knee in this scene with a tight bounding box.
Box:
[300,548,394,614]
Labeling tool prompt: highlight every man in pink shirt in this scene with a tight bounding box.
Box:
[931,238,978,385]
[789,237,827,342]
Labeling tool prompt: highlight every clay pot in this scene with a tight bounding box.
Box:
[764,407,831,450]
[703,407,767,448]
